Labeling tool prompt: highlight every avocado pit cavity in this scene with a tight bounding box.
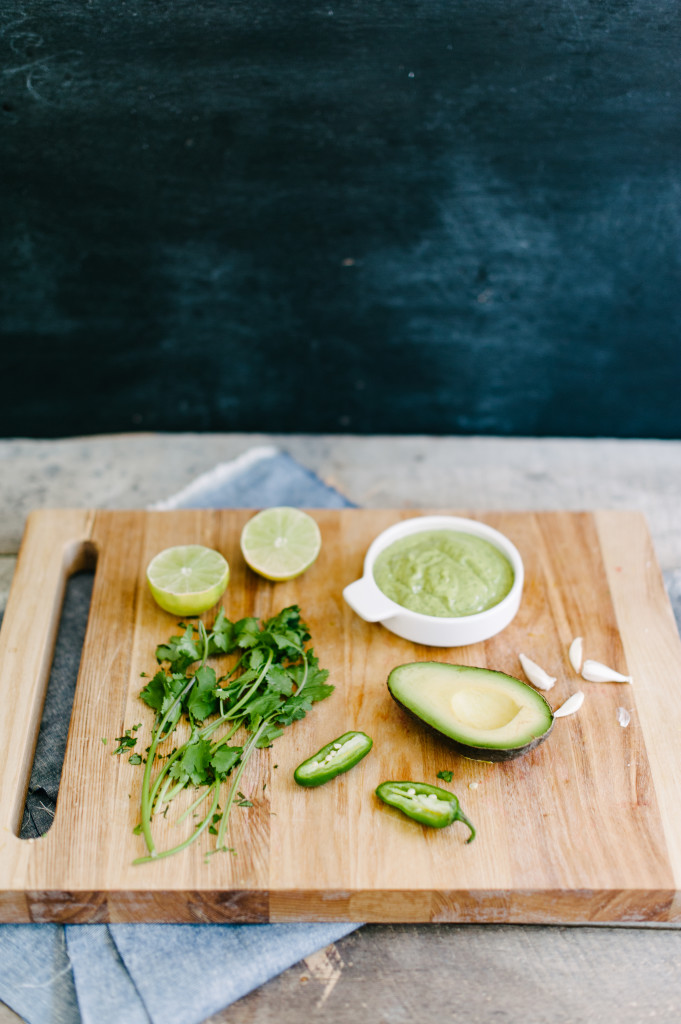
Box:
[449,687,522,731]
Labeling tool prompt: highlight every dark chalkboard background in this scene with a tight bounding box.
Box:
[2,0,680,438]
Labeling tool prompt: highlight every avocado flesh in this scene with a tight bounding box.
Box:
[388,662,554,762]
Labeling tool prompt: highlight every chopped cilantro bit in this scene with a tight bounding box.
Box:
[437,770,454,783]
[113,730,137,755]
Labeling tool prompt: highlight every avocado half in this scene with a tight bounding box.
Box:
[387,662,554,762]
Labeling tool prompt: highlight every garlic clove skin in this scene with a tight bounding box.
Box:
[519,653,556,691]
[554,691,585,718]
[617,707,631,727]
[581,659,632,684]
[568,636,583,673]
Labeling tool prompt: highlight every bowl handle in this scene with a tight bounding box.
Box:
[343,576,397,623]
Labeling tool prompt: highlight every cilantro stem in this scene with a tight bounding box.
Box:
[162,780,186,804]
[224,650,274,720]
[133,782,220,865]
[149,748,184,812]
[200,717,241,743]
[295,647,309,694]
[150,711,240,816]
[153,776,173,815]
[215,720,266,851]
[213,649,307,852]
[140,622,209,856]
[175,785,213,826]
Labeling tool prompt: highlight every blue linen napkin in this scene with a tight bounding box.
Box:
[0,447,359,1024]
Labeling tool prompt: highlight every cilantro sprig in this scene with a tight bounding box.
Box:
[131,605,333,864]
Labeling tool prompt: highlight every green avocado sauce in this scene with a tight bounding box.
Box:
[372,530,514,618]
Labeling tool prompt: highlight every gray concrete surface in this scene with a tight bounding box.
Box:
[1,433,681,1024]
[1,434,680,560]
[2,432,680,627]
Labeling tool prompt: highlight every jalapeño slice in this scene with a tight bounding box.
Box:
[294,731,373,787]
[375,780,476,841]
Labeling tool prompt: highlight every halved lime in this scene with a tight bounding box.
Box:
[240,507,322,581]
[146,545,230,615]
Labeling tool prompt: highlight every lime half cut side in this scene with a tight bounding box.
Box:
[240,507,322,581]
[146,545,230,615]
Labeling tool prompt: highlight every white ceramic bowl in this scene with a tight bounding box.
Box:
[342,515,524,647]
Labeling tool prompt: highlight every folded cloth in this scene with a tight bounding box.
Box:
[150,446,352,511]
[0,447,359,1024]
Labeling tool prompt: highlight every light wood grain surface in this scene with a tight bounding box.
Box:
[2,435,681,1024]
[1,506,679,925]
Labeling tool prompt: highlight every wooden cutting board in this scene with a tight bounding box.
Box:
[1,508,681,925]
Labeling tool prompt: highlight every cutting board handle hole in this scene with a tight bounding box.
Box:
[17,540,98,840]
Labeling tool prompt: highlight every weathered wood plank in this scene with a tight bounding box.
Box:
[205,925,681,1024]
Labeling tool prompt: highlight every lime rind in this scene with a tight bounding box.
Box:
[146,545,229,615]
[240,507,322,581]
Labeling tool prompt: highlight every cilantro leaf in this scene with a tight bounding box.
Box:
[264,605,309,640]
[437,770,454,783]
[233,617,261,648]
[210,746,243,778]
[155,626,200,669]
[265,664,295,696]
[245,692,284,720]
[287,651,330,696]
[139,670,169,712]
[276,693,313,726]
[299,680,334,703]
[210,608,236,654]
[187,666,218,721]
[255,723,284,748]
[113,730,137,755]
[176,626,201,662]
[247,647,265,670]
[160,673,189,721]
[169,737,213,787]
[141,670,186,733]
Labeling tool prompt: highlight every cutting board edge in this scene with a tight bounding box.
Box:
[0,885,679,925]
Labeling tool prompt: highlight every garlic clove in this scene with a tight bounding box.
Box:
[617,706,631,727]
[581,659,632,684]
[553,691,585,718]
[568,636,583,673]
[519,653,556,691]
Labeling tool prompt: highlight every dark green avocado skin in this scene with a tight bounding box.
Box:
[388,689,554,763]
